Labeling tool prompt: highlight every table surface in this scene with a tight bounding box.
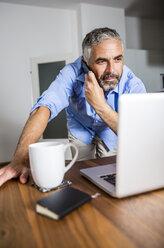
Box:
[0,156,164,248]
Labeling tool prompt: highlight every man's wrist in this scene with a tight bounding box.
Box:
[12,154,29,167]
[95,103,118,134]
[95,102,111,116]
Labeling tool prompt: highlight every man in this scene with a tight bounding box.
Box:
[0,27,146,187]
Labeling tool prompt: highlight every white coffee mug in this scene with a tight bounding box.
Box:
[29,142,78,189]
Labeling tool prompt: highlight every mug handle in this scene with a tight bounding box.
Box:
[64,143,78,173]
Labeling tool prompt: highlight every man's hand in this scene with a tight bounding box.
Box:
[85,71,118,134]
[0,162,30,187]
[85,71,107,111]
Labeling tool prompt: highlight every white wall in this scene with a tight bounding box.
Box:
[125,16,164,50]
[78,3,126,52]
[124,49,164,92]
[0,2,78,162]
[125,16,164,92]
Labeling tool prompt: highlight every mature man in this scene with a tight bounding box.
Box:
[0,27,146,187]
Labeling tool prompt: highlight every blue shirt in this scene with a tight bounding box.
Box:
[30,56,146,151]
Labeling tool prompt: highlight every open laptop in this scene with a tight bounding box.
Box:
[80,93,164,198]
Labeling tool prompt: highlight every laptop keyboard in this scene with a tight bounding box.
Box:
[100,174,116,186]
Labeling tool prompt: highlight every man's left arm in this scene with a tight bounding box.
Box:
[85,71,118,134]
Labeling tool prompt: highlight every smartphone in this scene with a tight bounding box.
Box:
[82,57,93,72]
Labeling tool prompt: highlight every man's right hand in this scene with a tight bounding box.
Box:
[0,162,30,187]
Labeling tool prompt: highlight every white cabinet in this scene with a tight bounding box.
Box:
[124,49,164,92]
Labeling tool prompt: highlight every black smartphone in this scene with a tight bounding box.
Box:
[82,57,93,72]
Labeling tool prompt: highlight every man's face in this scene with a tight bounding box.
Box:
[88,39,123,92]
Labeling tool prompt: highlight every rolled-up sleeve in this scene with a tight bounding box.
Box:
[30,64,76,121]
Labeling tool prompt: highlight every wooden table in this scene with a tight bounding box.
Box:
[0,156,164,248]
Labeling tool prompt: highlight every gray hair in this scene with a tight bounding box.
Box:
[82,27,123,64]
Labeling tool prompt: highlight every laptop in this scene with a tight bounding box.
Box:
[80,93,164,198]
